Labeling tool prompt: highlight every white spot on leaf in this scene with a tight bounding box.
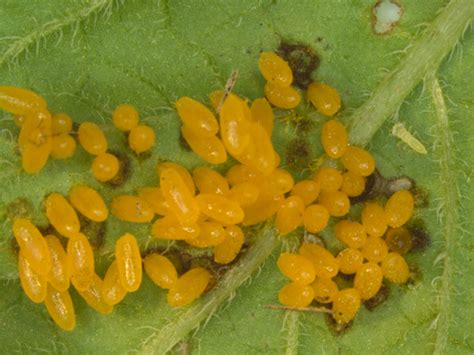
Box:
[373,0,403,35]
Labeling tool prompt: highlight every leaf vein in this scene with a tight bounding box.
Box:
[162,0,225,87]
[283,312,300,355]
[139,225,279,354]
[429,75,459,355]
[0,0,120,67]
[347,0,474,146]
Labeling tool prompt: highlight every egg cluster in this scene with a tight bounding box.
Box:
[259,52,302,109]
[12,186,213,331]
[0,50,417,330]
[276,189,414,324]
[272,115,414,324]
[0,87,156,178]
[7,86,77,173]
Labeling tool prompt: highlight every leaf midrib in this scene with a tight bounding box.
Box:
[0,1,472,353]
[140,226,278,354]
[429,76,458,355]
[0,0,116,67]
[347,0,474,147]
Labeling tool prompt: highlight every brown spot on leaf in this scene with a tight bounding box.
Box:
[277,42,320,89]
[78,214,106,249]
[286,139,311,170]
[179,132,192,152]
[295,117,314,134]
[10,235,19,255]
[364,283,389,311]
[37,225,59,239]
[325,313,353,336]
[6,198,32,221]
[107,150,131,187]
[350,169,415,204]
[350,171,378,204]
[71,122,80,133]
[408,227,431,252]
[134,149,153,161]
[413,186,429,208]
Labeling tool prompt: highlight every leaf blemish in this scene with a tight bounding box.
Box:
[6,198,33,221]
[179,132,192,152]
[294,117,314,135]
[286,138,311,171]
[412,186,430,209]
[78,215,106,249]
[10,234,20,256]
[277,41,320,89]
[408,226,431,252]
[364,283,390,311]
[106,150,130,187]
[325,312,353,336]
[371,0,403,35]
[350,169,415,204]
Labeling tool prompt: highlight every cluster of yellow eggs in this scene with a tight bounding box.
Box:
[7,88,76,174]
[0,50,416,330]
[276,186,414,324]
[2,87,156,179]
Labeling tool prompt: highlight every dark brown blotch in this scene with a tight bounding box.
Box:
[179,132,192,152]
[408,227,431,252]
[295,117,314,134]
[325,312,353,336]
[277,42,320,89]
[412,186,429,208]
[107,150,131,187]
[78,214,106,249]
[10,235,19,255]
[286,139,311,170]
[364,283,389,311]
[6,198,32,221]
[350,169,415,204]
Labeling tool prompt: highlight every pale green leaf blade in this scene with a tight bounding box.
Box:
[0,1,473,354]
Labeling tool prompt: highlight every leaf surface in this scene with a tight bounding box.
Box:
[0,0,473,353]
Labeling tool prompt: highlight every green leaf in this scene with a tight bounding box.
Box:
[1,0,473,353]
